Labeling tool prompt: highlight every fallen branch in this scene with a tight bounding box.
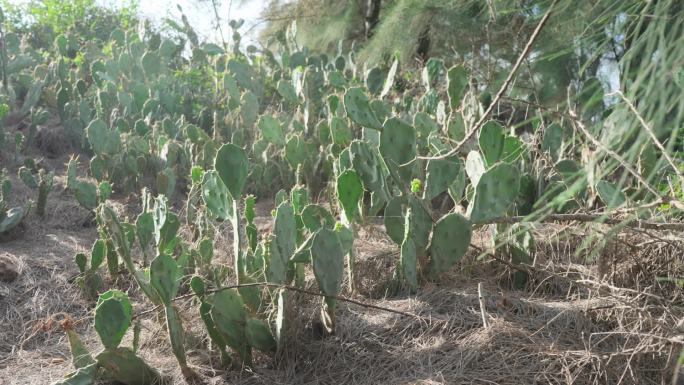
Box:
[481,213,684,231]
[133,282,429,322]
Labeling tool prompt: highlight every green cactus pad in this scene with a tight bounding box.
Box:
[201,170,233,221]
[301,204,335,232]
[330,116,353,145]
[428,213,472,276]
[447,65,468,111]
[400,210,418,290]
[465,151,485,187]
[274,202,297,260]
[478,120,505,167]
[469,163,521,223]
[215,143,248,198]
[74,181,98,210]
[90,239,105,270]
[0,206,27,234]
[150,255,180,305]
[336,170,363,221]
[596,180,626,208]
[245,318,277,352]
[349,140,388,199]
[384,196,406,245]
[96,347,163,385]
[285,135,307,167]
[380,117,416,183]
[258,115,285,145]
[424,156,461,200]
[344,87,382,130]
[542,122,563,161]
[94,290,132,349]
[311,228,345,297]
[210,289,250,362]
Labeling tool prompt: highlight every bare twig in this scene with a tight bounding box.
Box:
[418,0,559,161]
[478,282,490,329]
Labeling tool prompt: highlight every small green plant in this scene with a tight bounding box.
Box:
[18,166,54,217]
[52,290,164,385]
[0,169,29,236]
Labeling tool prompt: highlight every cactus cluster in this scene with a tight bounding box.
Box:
[28,12,668,383]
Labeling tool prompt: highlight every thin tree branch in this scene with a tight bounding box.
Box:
[569,110,661,197]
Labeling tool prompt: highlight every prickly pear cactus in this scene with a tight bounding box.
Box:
[336,170,363,222]
[424,156,461,201]
[201,170,233,221]
[365,67,385,95]
[349,140,389,200]
[447,65,468,111]
[259,115,285,145]
[595,180,626,208]
[344,87,382,130]
[274,202,297,262]
[465,151,486,187]
[478,120,504,167]
[215,144,248,199]
[468,163,521,223]
[95,347,163,385]
[73,181,98,210]
[380,117,416,183]
[150,255,180,305]
[330,116,353,145]
[301,204,335,232]
[384,196,406,245]
[94,290,132,349]
[541,122,563,161]
[245,318,276,352]
[86,119,120,156]
[428,213,472,277]
[311,227,346,334]
[245,195,258,252]
[210,289,251,364]
[0,206,28,235]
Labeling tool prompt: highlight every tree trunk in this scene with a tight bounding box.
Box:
[364,0,381,38]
